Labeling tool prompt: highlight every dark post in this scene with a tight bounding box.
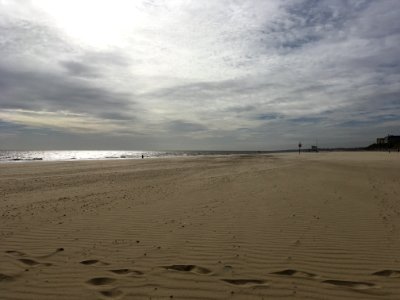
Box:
[298,142,302,154]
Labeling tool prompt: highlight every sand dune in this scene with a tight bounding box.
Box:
[1,152,400,299]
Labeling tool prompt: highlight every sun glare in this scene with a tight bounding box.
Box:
[33,0,148,48]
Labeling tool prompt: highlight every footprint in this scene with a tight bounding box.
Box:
[109,269,143,276]
[6,248,63,259]
[86,277,116,286]
[81,259,99,265]
[162,265,212,275]
[80,259,108,266]
[99,288,123,298]
[37,248,64,258]
[222,265,234,273]
[18,258,39,266]
[372,270,400,278]
[271,269,317,278]
[18,258,52,267]
[7,250,52,267]
[5,250,25,256]
[323,279,377,290]
[109,269,131,275]
[221,279,267,286]
[0,273,15,282]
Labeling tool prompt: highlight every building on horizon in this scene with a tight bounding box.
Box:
[376,135,400,146]
[376,137,385,144]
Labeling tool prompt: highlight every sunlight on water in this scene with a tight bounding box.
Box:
[0,150,272,162]
[0,150,161,162]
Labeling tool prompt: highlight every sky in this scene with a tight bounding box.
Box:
[0,0,399,150]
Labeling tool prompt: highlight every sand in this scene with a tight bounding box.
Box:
[1,152,400,299]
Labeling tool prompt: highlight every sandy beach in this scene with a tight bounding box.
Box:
[1,152,400,300]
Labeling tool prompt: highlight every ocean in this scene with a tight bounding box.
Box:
[0,150,272,163]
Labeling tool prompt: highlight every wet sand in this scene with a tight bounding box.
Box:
[1,152,400,299]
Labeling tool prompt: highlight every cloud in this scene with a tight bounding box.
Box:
[0,63,135,117]
[167,120,208,133]
[0,0,399,150]
[60,61,100,78]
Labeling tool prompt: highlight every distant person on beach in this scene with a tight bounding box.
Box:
[142,154,144,159]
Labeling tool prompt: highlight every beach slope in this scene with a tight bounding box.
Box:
[1,152,400,299]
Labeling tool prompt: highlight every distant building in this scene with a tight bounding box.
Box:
[376,135,400,146]
[376,138,385,144]
[385,135,400,144]
[311,145,318,152]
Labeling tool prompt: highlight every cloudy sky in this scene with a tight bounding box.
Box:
[0,0,399,150]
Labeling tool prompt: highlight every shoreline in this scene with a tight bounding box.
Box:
[1,149,390,164]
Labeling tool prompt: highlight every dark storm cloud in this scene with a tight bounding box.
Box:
[0,64,135,119]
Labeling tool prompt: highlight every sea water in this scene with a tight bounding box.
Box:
[0,150,271,162]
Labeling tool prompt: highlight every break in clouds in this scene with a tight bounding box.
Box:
[0,0,399,150]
